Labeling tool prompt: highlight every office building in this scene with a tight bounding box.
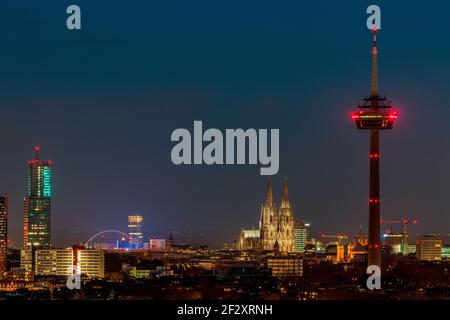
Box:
[23,146,52,249]
[294,221,311,253]
[35,248,73,276]
[442,246,450,259]
[77,249,105,279]
[264,256,303,278]
[416,235,442,261]
[128,215,144,249]
[20,248,35,281]
[33,247,105,279]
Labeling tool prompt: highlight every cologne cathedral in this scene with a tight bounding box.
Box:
[259,179,295,252]
[236,179,295,252]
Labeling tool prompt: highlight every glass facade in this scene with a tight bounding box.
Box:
[294,221,311,253]
[441,246,450,259]
[128,215,144,249]
[23,147,52,249]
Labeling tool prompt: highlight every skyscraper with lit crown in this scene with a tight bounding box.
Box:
[23,146,52,249]
[128,215,144,249]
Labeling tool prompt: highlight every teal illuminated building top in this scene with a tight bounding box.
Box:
[28,146,52,197]
[23,146,52,249]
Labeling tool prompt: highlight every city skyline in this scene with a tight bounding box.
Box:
[2,143,450,248]
[4,1,450,307]
[2,1,450,247]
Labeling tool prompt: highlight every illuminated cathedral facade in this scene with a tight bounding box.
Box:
[259,179,295,252]
[236,179,295,252]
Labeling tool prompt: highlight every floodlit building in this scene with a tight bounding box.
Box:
[416,235,442,261]
[20,248,35,281]
[294,221,311,253]
[383,233,404,254]
[35,248,73,276]
[236,228,260,250]
[77,249,105,279]
[129,267,151,279]
[264,256,303,278]
[23,247,105,279]
[149,239,166,251]
[442,246,450,259]
[259,180,294,252]
[128,215,144,249]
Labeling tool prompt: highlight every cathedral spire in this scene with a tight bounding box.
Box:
[280,177,291,209]
[264,179,273,207]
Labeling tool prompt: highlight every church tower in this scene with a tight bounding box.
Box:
[277,178,295,252]
[259,180,277,251]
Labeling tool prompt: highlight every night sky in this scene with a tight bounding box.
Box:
[1,0,450,247]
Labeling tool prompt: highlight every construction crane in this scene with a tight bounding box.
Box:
[380,219,418,255]
[320,234,349,245]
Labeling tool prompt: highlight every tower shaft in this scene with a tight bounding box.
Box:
[368,129,381,267]
[368,29,381,267]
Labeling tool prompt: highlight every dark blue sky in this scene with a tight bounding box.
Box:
[1,1,450,246]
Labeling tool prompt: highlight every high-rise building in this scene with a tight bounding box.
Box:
[20,248,35,281]
[0,196,8,277]
[416,235,442,261]
[128,215,144,249]
[294,221,311,253]
[23,146,52,249]
[34,247,105,279]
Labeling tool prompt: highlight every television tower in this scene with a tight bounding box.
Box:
[351,29,398,268]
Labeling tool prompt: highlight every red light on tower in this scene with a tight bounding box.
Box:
[387,110,398,121]
[33,145,40,160]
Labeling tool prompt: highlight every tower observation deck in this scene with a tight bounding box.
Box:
[351,29,398,268]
